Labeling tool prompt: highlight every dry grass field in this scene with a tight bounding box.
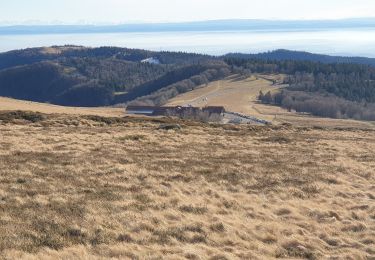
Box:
[167,75,281,117]
[0,111,374,259]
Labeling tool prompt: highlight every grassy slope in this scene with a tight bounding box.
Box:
[0,97,124,117]
[0,112,374,259]
[167,74,284,117]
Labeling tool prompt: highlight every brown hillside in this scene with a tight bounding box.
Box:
[0,112,374,259]
[0,97,124,117]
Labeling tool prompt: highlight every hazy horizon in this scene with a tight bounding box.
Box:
[1,17,375,26]
[2,0,375,25]
[1,1,375,58]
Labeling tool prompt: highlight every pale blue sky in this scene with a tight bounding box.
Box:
[1,0,375,25]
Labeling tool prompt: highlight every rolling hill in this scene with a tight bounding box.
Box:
[0,45,375,259]
[0,46,228,107]
[0,46,374,121]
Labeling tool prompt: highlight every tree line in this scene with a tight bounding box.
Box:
[226,57,375,121]
[259,90,375,121]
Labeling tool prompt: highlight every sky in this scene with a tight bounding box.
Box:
[1,0,375,25]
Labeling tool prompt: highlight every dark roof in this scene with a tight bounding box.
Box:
[203,106,225,113]
[126,106,184,110]
[126,105,225,115]
[126,106,157,111]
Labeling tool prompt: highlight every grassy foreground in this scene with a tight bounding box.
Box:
[0,112,374,259]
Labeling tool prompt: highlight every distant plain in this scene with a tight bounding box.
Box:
[1,29,375,56]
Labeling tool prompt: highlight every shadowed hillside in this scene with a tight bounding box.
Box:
[0,46,229,106]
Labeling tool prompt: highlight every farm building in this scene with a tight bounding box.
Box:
[126,105,225,117]
[125,106,187,116]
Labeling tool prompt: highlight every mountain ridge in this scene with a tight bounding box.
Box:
[225,49,375,67]
[1,18,375,35]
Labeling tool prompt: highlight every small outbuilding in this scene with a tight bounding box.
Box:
[141,57,161,65]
